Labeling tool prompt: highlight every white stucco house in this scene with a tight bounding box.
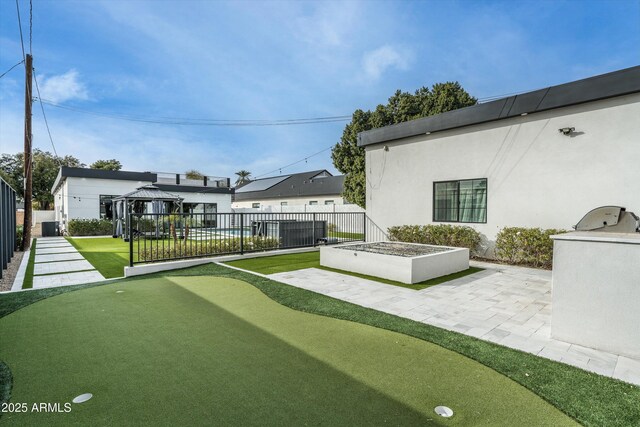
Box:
[51,167,233,229]
[232,170,350,209]
[358,66,640,256]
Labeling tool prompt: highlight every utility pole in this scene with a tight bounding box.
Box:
[21,54,33,251]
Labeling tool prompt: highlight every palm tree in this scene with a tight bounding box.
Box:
[235,170,252,186]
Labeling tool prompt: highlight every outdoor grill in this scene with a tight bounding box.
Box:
[574,206,639,233]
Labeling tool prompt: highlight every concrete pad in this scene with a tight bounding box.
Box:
[35,247,79,255]
[34,260,94,275]
[32,270,105,288]
[37,243,74,249]
[35,253,85,263]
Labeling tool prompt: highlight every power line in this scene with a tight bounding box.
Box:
[14,0,26,61]
[33,73,60,161]
[35,98,351,127]
[0,59,24,79]
[253,146,333,179]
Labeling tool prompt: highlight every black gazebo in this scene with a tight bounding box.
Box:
[112,185,183,241]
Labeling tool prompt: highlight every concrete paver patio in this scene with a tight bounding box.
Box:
[268,260,640,386]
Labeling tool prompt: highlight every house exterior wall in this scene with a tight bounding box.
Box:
[53,177,232,223]
[365,93,640,257]
[54,177,153,222]
[232,195,345,209]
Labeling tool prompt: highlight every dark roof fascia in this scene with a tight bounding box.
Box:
[234,174,344,201]
[52,166,158,194]
[61,166,157,182]
[358,66,640,147]
[154,184,234,195]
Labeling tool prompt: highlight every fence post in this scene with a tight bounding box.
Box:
[312,213,316,247]
[240,213,244,255]
[129,213,134,267]
[362,213,367,242]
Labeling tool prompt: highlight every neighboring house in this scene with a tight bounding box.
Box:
[51,167,233,227]
[232,170,349,209]
[358,66,640,256]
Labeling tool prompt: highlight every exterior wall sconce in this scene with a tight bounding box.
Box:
[383,145,389,151]
[558,127,575,136]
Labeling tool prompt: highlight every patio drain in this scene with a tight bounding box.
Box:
[72,393,93,404]
[434,406,453,417]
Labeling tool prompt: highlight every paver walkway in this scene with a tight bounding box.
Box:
[30,237,105,289]
[269,261,640,386]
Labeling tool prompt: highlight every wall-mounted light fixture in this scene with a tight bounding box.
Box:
[383,145,389,151]
[558,127,575,136]
[425,131,431,135]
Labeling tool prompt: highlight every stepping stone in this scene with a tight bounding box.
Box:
[37,241,73,246]
[35,253,85,263]
[34,260,94,275]
[36,244,74,250]
[32,270,105,288]
[37,238,67,243]
[36,247,79,255]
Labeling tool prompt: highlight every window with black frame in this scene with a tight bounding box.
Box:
[433,179,487,223]
[183,203,217,227]
[99,195,119,220]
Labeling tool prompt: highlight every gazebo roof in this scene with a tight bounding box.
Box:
[113,185,183,202]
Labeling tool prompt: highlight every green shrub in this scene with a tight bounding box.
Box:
[138,237,280,262]
[67,219,113,236]
[16,225,24,250]
[495,227,567,269]
[387,224,481,255]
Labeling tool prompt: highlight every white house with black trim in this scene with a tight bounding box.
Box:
[51,167,233,229]
[358,66,640,256]
[232,170,349,209]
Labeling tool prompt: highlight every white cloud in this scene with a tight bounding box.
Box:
[362,45,412,81]
[36,70,89,103]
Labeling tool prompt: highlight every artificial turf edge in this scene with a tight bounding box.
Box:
[21,239,37,290]
[0,263,638,427]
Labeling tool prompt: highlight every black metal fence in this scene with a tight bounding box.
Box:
[129,211,382,265]
[1,178,18,280]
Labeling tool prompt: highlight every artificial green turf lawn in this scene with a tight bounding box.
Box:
[1,265,639,426]
[66,237,132,278]
[225,251,483,290]
[0,276,576,426]
[21,239,37,289]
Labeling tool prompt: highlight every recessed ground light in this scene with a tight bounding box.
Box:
[72,393,93,404]
[434,406,453,417]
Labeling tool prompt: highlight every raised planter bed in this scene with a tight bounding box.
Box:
[320,241,469,284]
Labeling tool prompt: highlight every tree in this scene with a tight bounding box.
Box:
[332,82,477,207]
[0,153,22,198]
[90,159,122,170]
[185,169,205,179]
[234,170,252,186]
[0,150,84,209]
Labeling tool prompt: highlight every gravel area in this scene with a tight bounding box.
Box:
[337,242,451,257]
[0,251,25,292]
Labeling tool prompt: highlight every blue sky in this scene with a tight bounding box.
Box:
[1,0,638,180]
